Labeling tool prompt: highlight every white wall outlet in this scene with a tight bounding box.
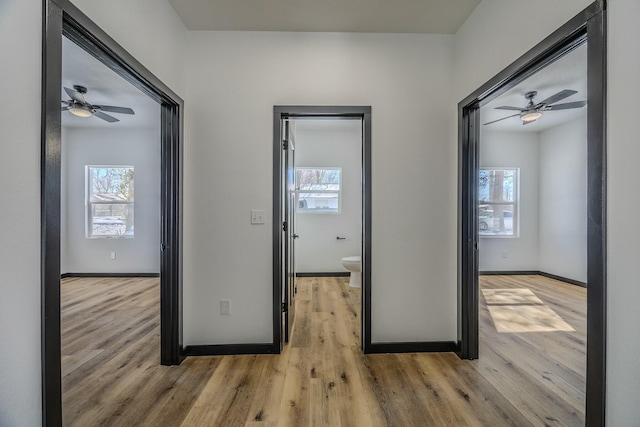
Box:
[110,251,116,260]
[251,209,265,224]
[501,251,508,259]
[220,299,231,315]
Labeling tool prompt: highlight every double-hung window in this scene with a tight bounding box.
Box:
[479,168,519,237]
[295,167,342,214]
[86,166,135,238]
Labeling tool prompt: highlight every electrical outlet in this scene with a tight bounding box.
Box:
[501,251,508,259]
[251,210,265,224]
[110,251,116,260]
[220,299,231,315]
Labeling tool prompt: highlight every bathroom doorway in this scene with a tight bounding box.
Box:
[273,106,372,353]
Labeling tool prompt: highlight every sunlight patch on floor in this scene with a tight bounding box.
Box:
[482,288,575,333]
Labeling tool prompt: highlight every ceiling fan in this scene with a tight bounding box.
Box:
[483,89,586,126]
[61,85,135,123]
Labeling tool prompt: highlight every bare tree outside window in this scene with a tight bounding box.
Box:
[86,166,135,237]
[479,168,518,237]
[295,167,341,213]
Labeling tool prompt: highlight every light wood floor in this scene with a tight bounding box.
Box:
[61,274,586,426]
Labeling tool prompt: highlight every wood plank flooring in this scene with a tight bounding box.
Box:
[61,274,586,426]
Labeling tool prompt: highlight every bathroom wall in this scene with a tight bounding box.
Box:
[538,113,587,283]
[479,130,539,271]
[294,119,362,273]
[62,126,161,274]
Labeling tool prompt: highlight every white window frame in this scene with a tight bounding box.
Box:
[85,165,135,239]
[295,167,342,214]
[479,167,519,238]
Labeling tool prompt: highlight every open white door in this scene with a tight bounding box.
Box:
[282,119,297,343]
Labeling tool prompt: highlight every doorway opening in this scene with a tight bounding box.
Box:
[477,41,589,424]
[457,2,605,424]
[273,106,372,353]
[59,32,165,425]
[43,2,184,425]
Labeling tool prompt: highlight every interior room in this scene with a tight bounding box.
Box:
[479,43,587,282]
[290,117,364,347]
[294,119,362,277]
[2,0,640,426]
[60,35,164,424]
[61,37,161,277]
[477,42,588,422]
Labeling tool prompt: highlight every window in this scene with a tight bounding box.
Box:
[479,168,518,237]
[86,166,134,238]
[295,167,341,214]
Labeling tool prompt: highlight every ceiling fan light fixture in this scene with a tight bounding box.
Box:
[520,110,542,123]
[68,104,92,118]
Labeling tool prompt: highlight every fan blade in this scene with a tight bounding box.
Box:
[539,89,577,106]
[483,113,520,126]
[96,105,135,115]
[546,100,587,110]
[94,111,120,123]
[64,87,86,104]
[61,106,70,111]
[494,106,523,111]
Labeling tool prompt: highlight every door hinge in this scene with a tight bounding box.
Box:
[282,302,288,312]
[283,140,288,150]
[161,243,167,252]
[283,221,288,232]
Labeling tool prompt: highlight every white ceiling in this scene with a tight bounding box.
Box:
[167,0,481,34]
[481,43,587,133]
[62,6,584,133]
[62,37,159,129]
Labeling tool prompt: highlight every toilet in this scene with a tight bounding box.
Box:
[341,256,361,288]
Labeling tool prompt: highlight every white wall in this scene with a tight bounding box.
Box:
[479,131,539,271]
[538,115,587,282]
[480,119,587,282]
[0,1,42,425]
[294,120,362,273]
[455,0,640,423]
[70,0,188,99]
[62,127,161,274]
[184,31,456,345]
[607,0,640,423]
[452,0,594,103]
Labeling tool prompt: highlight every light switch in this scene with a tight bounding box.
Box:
[251,210,265,224]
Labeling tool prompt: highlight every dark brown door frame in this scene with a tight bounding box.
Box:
[457,1,606,425]
[273,106,372,353]
[42,1,184,425]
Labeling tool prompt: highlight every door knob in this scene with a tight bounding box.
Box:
[293,234,300,239]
